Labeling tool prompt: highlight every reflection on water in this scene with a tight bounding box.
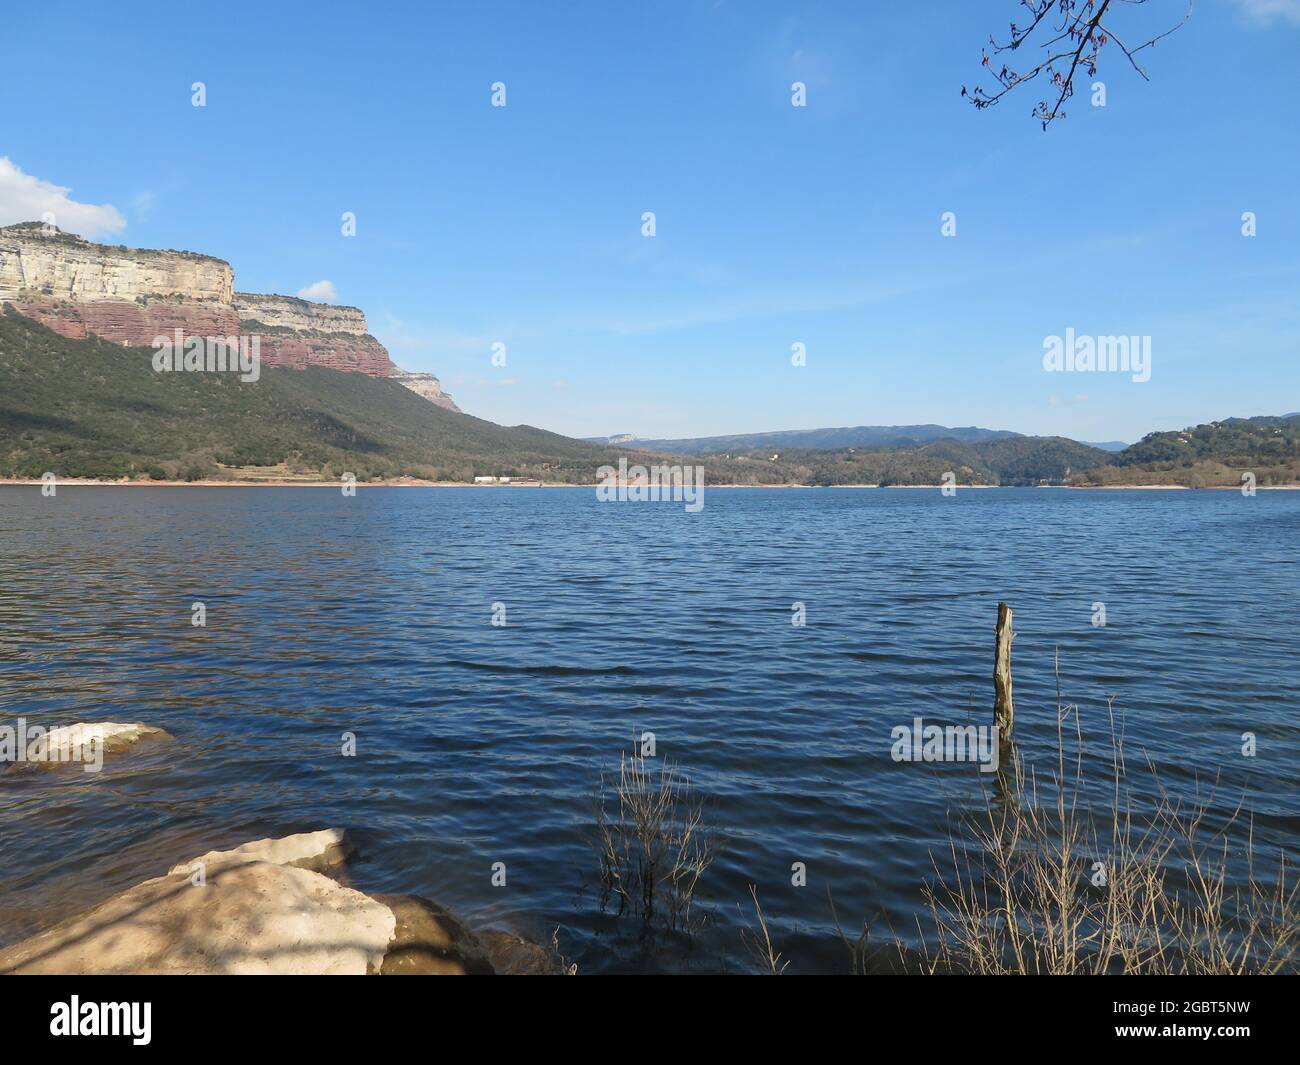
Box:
[1,486,1297,973]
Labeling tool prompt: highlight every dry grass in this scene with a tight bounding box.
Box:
[549,928,578,975]
[919,665,1298,975]
[593,746,715,932]
[739,885,789,974]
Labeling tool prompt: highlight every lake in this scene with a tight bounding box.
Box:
[1,486,1296,973]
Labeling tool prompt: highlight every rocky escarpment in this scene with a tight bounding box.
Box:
[233,293,393,377]
[389,366,460,412]
[0,222,460,407]
[235,296,460,408]
[0,222,241,342]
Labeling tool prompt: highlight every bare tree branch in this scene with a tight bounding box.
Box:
[962,0,1194,130]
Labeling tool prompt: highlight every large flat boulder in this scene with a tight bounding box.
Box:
[0,862,395,975]
[0,830,547,976]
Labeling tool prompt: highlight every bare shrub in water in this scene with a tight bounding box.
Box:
[921,678,1298,975]
[739,885,789,974]
[550,928,578,976]
[593,746,714,932]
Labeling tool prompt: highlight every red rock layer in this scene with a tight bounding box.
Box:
[11,299,242,345]
[10,299,393,376]
[253,334,393,376]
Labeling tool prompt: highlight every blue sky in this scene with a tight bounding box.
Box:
[2,0,1297,443]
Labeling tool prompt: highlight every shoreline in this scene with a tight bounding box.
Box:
[2,478,1298,491]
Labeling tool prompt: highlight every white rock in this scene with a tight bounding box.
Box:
[24,722,169,765]
[232,292,370,335]
[0,861,395,975]
[0,829,519,976]
[0,225,232,303]
[168,828,354,877]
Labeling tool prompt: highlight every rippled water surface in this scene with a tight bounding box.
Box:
[1,486,1297,973]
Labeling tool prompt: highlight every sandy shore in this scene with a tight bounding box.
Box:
[2,478,1297,490]
[0,477,569,489]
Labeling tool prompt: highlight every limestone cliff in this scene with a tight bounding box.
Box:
[233,292,392,376]
[0,222,461,408]
[389,366,461,412]
[0,221,240,342]
[232,292,370,335]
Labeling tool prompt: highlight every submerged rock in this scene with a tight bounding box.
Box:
[21,722,170,769]
[481,930,567,975]
[372,894,495,975]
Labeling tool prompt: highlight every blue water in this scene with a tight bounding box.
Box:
[1,486,1297,973]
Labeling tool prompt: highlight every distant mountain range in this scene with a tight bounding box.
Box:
[587,425,1129,453]
[583,416,1299,487]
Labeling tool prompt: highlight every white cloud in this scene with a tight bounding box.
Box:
[1234,0,1300,24]
[296,280,338,302]
[0,157,126,238]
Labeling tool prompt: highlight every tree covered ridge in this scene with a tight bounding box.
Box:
[1069,413,1300,487]
[1,306,1296,486]
[0,306,691,483]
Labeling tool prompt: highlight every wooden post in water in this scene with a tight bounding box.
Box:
[993,602,1014,742]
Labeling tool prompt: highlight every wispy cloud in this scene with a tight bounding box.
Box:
[373,313,488,354]
[558,225,1175,338]
[130,190,159,220]
[447,373,518,389]
[1232,0,1300,25]
[0,157,125,238]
